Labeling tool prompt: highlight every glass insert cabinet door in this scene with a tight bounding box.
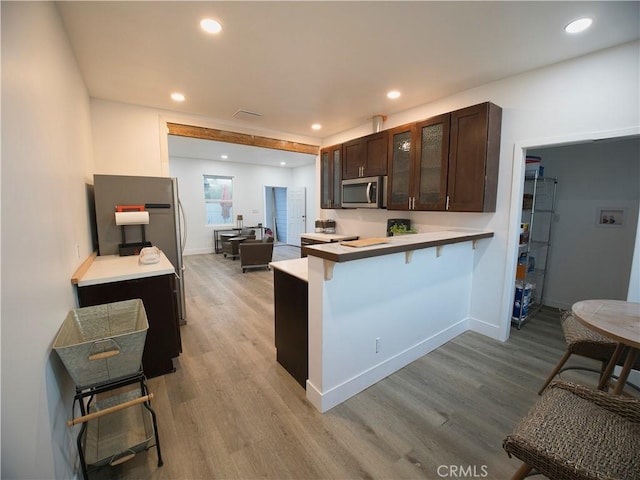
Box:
[414,113,450,211]
[320,145,342,209]
[321,150,331,208]
[387,113,450,211]
[388,126,413,209]
[331,148,341,208]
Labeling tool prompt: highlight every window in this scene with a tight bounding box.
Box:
[204,175,233,225]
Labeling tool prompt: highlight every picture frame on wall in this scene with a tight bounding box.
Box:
[596,207,625,228]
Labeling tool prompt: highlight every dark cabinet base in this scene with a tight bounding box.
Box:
[77,274,181,379]
[273,269,308,388]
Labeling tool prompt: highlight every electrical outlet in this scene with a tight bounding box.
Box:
[375,337,380,353]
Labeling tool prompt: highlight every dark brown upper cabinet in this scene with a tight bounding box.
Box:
[387,102,501,212]
[447,102,502,212]
[342,131,388,179]
[320,144,342,209]
[387,114,450,211]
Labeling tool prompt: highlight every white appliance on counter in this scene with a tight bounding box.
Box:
[93,174,187,324]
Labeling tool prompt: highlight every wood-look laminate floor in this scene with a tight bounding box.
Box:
[96,245,608,480]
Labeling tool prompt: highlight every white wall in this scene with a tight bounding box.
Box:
[292,163,317,234]
[307,240,475,412]
[1,3,94,478]
[91,99,169,176]
[90,99,320,178]
[319,41,640,341]
[528,138,640,309]
[169,156,307,254]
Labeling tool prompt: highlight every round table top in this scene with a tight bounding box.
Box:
[572,299,640,349]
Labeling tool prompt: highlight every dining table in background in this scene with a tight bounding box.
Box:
[572,299,640,395]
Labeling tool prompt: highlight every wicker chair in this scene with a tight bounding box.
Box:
[504,381,640,480]
[538,311,629,395]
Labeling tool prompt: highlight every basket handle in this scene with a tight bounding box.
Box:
[87,338,120,361]
[67,393,153,426]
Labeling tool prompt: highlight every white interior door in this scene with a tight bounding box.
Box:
[287,187,306,246]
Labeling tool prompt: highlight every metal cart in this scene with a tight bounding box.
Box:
[53,299,163,479]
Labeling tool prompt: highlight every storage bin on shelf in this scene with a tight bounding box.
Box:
[519,223,529,245]
[53,299,148,389]
[525,155,542,176]
[513,281,534,318]
[516,253,535,280]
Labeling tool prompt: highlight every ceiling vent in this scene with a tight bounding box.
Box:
[233,109,263,121]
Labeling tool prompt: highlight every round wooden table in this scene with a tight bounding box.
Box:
[572,299,640,394]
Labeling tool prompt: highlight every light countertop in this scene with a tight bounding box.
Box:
[303,229,494,263]
[270,257,308,282]
[75,251,175,287]
[301,232,359,242]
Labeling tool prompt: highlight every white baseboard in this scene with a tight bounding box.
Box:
[183,247,214,256]
[468,316,504,341]
[306,319,468,413]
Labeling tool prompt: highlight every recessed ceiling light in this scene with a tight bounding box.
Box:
[280,162,286,166]
[221,154,228,160]
[565,17,592,34]
[387,90,401,99]
[311,123,322,130]
[200,18,222,34]
[171,92,185,102]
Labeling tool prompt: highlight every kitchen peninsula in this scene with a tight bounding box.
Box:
[300,232,359,257]
[271,229,493,413]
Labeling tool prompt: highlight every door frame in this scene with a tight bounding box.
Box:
[500,126,640,341]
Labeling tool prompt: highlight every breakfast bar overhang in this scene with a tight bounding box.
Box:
[284,229,494,413]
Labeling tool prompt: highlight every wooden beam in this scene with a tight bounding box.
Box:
[167,122,319,156]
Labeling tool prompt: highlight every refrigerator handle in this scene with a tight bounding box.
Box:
[178,199,187,256]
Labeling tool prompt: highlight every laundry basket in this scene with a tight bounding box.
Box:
[83,386,157,468]
[53,299,148,388]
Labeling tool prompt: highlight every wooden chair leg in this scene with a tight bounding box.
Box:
[511,462,533,480]
[597,343,625,391]
[538,350,571,395]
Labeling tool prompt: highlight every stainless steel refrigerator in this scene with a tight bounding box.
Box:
[93,174,187,324]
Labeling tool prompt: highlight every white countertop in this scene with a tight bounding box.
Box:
[301,232,359,242]
[76,251,176,287]
[270,257,308,282]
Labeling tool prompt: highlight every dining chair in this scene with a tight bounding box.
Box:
[504,380,640,480]
[538,311,618,395]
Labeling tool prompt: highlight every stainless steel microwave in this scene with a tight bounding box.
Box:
[341,176,387,209]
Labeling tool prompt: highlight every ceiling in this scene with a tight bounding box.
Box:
[57,1,639,166]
